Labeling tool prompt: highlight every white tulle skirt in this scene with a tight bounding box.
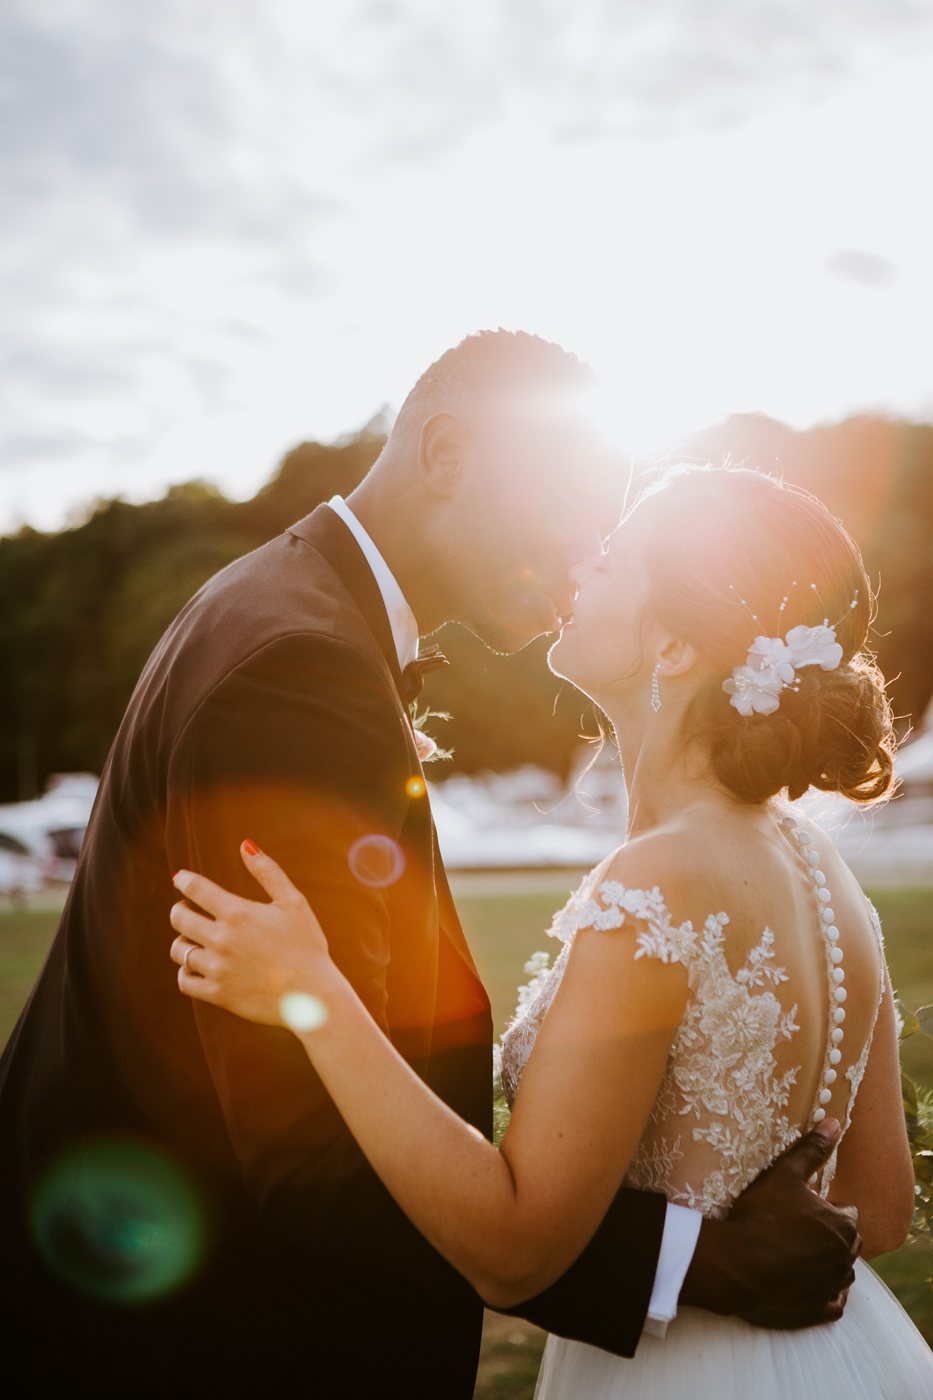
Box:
[534,1260,933,1400]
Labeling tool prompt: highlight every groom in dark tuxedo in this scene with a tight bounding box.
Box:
[0,331,857,1397]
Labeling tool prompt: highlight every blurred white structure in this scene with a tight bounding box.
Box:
[0,773,98,888]
[0,831,45,901]
[895,698,933,795]
[809,703,933,884]
[433,725,933,884]
[2,731,932,891]
[898,735,933,790]
[431,745,628,870]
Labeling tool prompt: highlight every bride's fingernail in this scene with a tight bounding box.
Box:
[243,839,261,857]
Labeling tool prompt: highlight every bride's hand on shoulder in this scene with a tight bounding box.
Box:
[169,841,339,1027]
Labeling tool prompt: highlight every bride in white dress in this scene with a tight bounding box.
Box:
[169,465,933,1397]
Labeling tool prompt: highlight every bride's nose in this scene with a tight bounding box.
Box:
[569,547,605,589]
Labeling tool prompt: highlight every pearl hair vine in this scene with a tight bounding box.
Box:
[722,581,859,718]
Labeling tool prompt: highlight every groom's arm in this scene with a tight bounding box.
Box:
[499,1184,670,1356]
[165,632,477,1299]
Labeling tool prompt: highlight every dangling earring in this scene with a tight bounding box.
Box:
[651,663,662,714]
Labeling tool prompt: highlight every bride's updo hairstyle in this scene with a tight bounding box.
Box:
[632,465,895,806]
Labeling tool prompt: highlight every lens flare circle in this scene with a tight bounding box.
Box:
[31,1137,207,1305]
[405,776,426,798]
[279,991,329,1033]
[347,834,405,888]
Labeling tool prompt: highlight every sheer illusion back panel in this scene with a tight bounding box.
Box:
[499,823,885,1219]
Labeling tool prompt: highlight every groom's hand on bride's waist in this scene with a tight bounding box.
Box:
[678,1119,861,1328]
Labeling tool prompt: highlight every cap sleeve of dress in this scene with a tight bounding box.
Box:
[548,876,700,967]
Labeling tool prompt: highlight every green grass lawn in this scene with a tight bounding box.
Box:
[2,878,932,1398]
[0,900,63,1049]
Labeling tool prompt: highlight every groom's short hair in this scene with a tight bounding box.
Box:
[392,329,593,448]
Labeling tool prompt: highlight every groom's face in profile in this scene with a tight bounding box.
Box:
[448,399,611,654]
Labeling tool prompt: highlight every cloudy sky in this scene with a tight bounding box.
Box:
[3,0,933,530]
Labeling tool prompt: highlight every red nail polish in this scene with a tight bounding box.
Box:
[243,839,260,857]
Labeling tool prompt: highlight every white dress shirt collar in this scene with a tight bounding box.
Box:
[326,496,420,672]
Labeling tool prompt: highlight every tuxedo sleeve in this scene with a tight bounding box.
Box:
[500,1183,668,1357]
[164,632,475,1303]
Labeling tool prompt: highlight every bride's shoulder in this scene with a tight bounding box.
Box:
[795,818,884,951]
[599,826,716,920]
[798,819,859,890]
[571,829,718,963]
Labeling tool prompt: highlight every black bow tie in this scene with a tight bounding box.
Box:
[400,644,449,706]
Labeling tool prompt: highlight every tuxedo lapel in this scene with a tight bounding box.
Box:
[289,506,489,1033]
[288,505,407,702]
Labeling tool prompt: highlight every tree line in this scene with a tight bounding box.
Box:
[1,413,931,802]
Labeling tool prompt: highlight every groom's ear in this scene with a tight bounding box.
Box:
[657,635,698,679]
[418,412,464,498]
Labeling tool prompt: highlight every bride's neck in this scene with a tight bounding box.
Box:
[606,697,725,839]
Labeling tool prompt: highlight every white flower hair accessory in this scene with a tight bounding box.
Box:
[722,583,852,717]
[783,623,844,671]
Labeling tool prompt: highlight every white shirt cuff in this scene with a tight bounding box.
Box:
[643,1203,703,1339]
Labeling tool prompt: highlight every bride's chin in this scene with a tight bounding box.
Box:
[547,631,583,685]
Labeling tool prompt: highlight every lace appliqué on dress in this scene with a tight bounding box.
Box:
[500,873,803,1219]
[631,913,802,1217]
[500,942,567,1109]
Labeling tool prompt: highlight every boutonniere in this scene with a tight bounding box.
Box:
[408,702,453,763]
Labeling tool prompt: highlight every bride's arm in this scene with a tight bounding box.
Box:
[170,842,688,1308]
